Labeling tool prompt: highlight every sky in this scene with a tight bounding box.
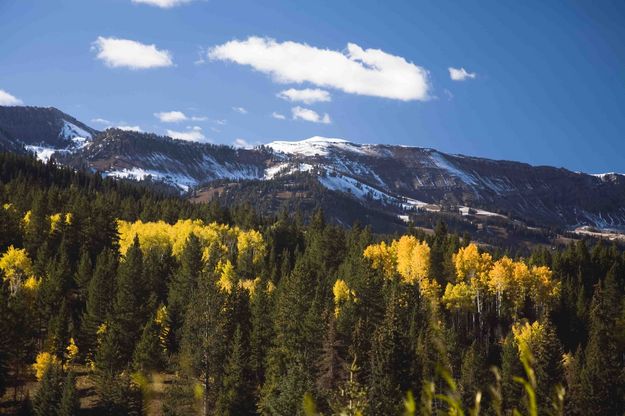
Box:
[1,0,624,173]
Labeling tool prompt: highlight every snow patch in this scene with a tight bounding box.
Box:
[104,168,197,192]
[60,120,92,142]
[25,145,69,163]
[267,136,374,157]
[429,152,477,185]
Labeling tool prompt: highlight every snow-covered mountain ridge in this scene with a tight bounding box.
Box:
[1,106,625,235]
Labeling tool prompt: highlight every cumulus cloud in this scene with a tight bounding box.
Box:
[291,106,330,124]
[155,111,208,123]
[277,88,331,104]
[155,111,187,123]
[448,67,476,81]
[131,0,193,8]
[167,126,209,142]
[232,106,248,114]
[92,37,173,69]
[271,112,286,120]
[0,89,23,106]
[208,36,430,101]
[116,125,143,132]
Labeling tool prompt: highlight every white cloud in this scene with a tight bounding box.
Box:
[291,106,331,124]
[91,118,111,125]
[232,106,248,114]
[167,126,209,142]
[271,112,286,120]
[233,138,251,148]
[92,37,173,70]
[0,89,23,106]
[448,67,476,81]
[213,119,227,125]
[277,88,331,104]
[131,0,193,8]
[116,125,143,132]
[155,111,187,123]
[208,36,430,101]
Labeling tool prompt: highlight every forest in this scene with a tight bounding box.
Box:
[0,152,623,416]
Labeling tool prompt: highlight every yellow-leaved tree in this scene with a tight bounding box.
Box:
[0,245,36,294]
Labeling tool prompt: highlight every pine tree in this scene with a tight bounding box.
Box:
[79,249,117,358]
[73,249,92,304]
[111,235,146,365]
[132,317,163,374]
[167,233,203,353]
[33,363,63,416]
[249,279,273,386]
[579,269,624,415]
[180,267,226,416]
[459,341,487,409]
[216,325,255,416]
[58,371,79,416]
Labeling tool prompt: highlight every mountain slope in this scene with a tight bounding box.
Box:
[2,105,624,238]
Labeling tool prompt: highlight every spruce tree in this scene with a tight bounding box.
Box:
[58,371,79,416]
[132,317,163,374]
[33,364,63,416]
[111,235,146,365]
[167,233,203,352]
[79,249,117,358]
[216,325,255,416]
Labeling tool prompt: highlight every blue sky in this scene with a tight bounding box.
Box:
[1,0,624,173]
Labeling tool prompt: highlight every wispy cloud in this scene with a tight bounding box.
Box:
[0,89,23,106]
[271,112,286,120]
[232,106,248,114]
[116,125,143,132]
[131,0,194,8]
[167,126,209,142]
[91,118,111,125]
[277,88,331,104]
[448,67,476,81]
[208,36,430,101]
[291,106,331,124]
[92,37,173,69]
[233,138,252,148]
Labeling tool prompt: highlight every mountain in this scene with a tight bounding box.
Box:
[2,105,624,243]
[0,106,98,160]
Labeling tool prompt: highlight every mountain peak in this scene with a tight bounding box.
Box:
[266,136,371,157]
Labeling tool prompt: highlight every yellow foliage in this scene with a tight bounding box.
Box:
[65,212,73,225]
[333,279,355,317]
[50,213,63,232]
[32,352,60,381]
[217,260,237,293]
[488,256,515,296]
[395,236,430,284]
[155,305,170,347]
[453,244,493,283]
[239,277,262,297]
[237,230,266,267]
[22,210,31,226]
[3,203,13,210]
[0,245,35,292]
[442,282,476,312]
[66,338,79,363]
[23,276,39,291]
[363,241,397,279]
[97,322,107,336]
[512,321,545,356]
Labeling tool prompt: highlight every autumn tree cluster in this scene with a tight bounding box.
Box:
[0,153,624,415]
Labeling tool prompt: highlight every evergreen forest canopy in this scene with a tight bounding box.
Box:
[0,152,623,415]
